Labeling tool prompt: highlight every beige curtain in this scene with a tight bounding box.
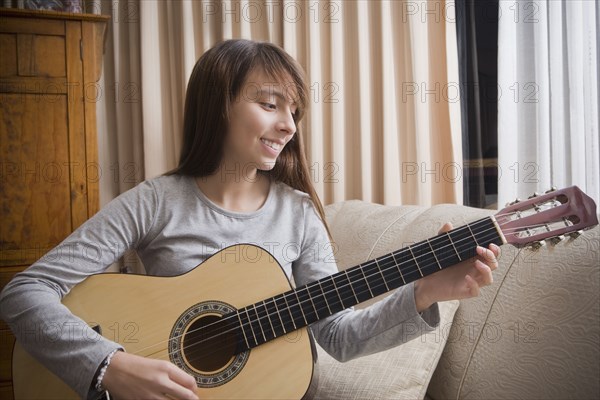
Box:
[95,0,463,207]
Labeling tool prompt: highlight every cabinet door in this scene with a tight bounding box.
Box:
[0,18,90,267]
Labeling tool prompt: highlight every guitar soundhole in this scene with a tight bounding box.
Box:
[169,300,249,387]
[183,314,236,373]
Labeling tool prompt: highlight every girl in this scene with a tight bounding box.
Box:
[0,39,499,400]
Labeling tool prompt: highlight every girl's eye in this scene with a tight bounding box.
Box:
[261,102,276,110]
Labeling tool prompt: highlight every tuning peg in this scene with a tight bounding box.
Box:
[548,235,565,245]
[528,192,540,199]
[545,186,557,193]
[506,198,522,207]
[531,241,546,250]
[569,230,584,239]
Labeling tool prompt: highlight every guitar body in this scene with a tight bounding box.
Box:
[12,244,316,399]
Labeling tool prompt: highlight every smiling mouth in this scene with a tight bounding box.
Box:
[261,138,283,151]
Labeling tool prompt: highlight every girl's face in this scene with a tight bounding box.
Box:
[223,68,298,176]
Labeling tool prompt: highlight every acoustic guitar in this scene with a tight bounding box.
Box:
[12,186,598,399]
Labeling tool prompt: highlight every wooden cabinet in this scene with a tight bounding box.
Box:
[0,8,109,398]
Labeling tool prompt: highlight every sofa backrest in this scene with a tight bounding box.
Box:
[325,200,600,400]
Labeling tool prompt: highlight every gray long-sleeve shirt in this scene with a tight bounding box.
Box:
[0,174,439,398]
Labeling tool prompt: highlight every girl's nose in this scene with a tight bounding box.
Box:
[277,112,296,136]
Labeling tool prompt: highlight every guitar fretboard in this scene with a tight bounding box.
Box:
[229,216,503,352]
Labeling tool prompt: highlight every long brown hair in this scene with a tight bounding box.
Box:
[167,39,332,238]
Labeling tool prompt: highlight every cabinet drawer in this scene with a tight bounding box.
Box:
[0,32,66,79]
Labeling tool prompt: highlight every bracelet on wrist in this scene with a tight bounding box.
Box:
[95,349,120,393]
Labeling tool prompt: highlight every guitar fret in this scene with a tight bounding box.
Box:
[376,256,403,289]
[375,259,390,291]
[275,295,295,333]
[395,248,423,283]
[244,308,259,346]
[281,294,298,330]
[344,270,360,303]
[466,223,479,246]
[251,304,267,343]
[451,226,478,260]
[257,302,274,342]
[326,278,344,311]
[262,300,276,340]
[346,267,372,303]
[292,291,308,325]
[414,242,441,276]
[426,238,442,270]
[263,299,283,338]
[297,288,317,323]
[317,280,332,314]
[330,275,346,308]
[305,287,319,318]
[429,233,460,268]
[236,310,250,349]
[360,261,387,298]
[408,246,423,277]
[333,270,356,308]
[391,251,406,284]
[447,232,461,261]
[306,282,329,320]
[272,297,287,334]
[360,266,375,297]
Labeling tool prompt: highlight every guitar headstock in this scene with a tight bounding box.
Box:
[495,186,598,248]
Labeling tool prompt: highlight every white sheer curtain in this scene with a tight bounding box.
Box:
[497,0,599,208]
[93,0,463,208]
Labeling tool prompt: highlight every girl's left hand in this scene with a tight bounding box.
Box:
[413,222,501,312]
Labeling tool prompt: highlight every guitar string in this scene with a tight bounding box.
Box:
[130,212,571,362]
[164,222,503,363]
[132,207,558,355]
[126,217,494,358]
[164,214,576,362]
[161,208,562,352]
[128,212,559,360]
[130,213,563,360]
[112,204,565,358]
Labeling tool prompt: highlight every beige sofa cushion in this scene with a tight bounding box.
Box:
[314,201,459,399]
[314,300,458,400]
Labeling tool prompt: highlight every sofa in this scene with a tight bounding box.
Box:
[313,200,599,400]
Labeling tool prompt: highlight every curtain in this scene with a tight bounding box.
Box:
[93,0,463,208]
[497,0,599,208]
[455,0,499,209]
[455,0,485,208]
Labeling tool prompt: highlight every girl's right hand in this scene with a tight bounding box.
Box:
[102,351,199,399]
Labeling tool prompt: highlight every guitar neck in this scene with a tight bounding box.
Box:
[232,216,505,351]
